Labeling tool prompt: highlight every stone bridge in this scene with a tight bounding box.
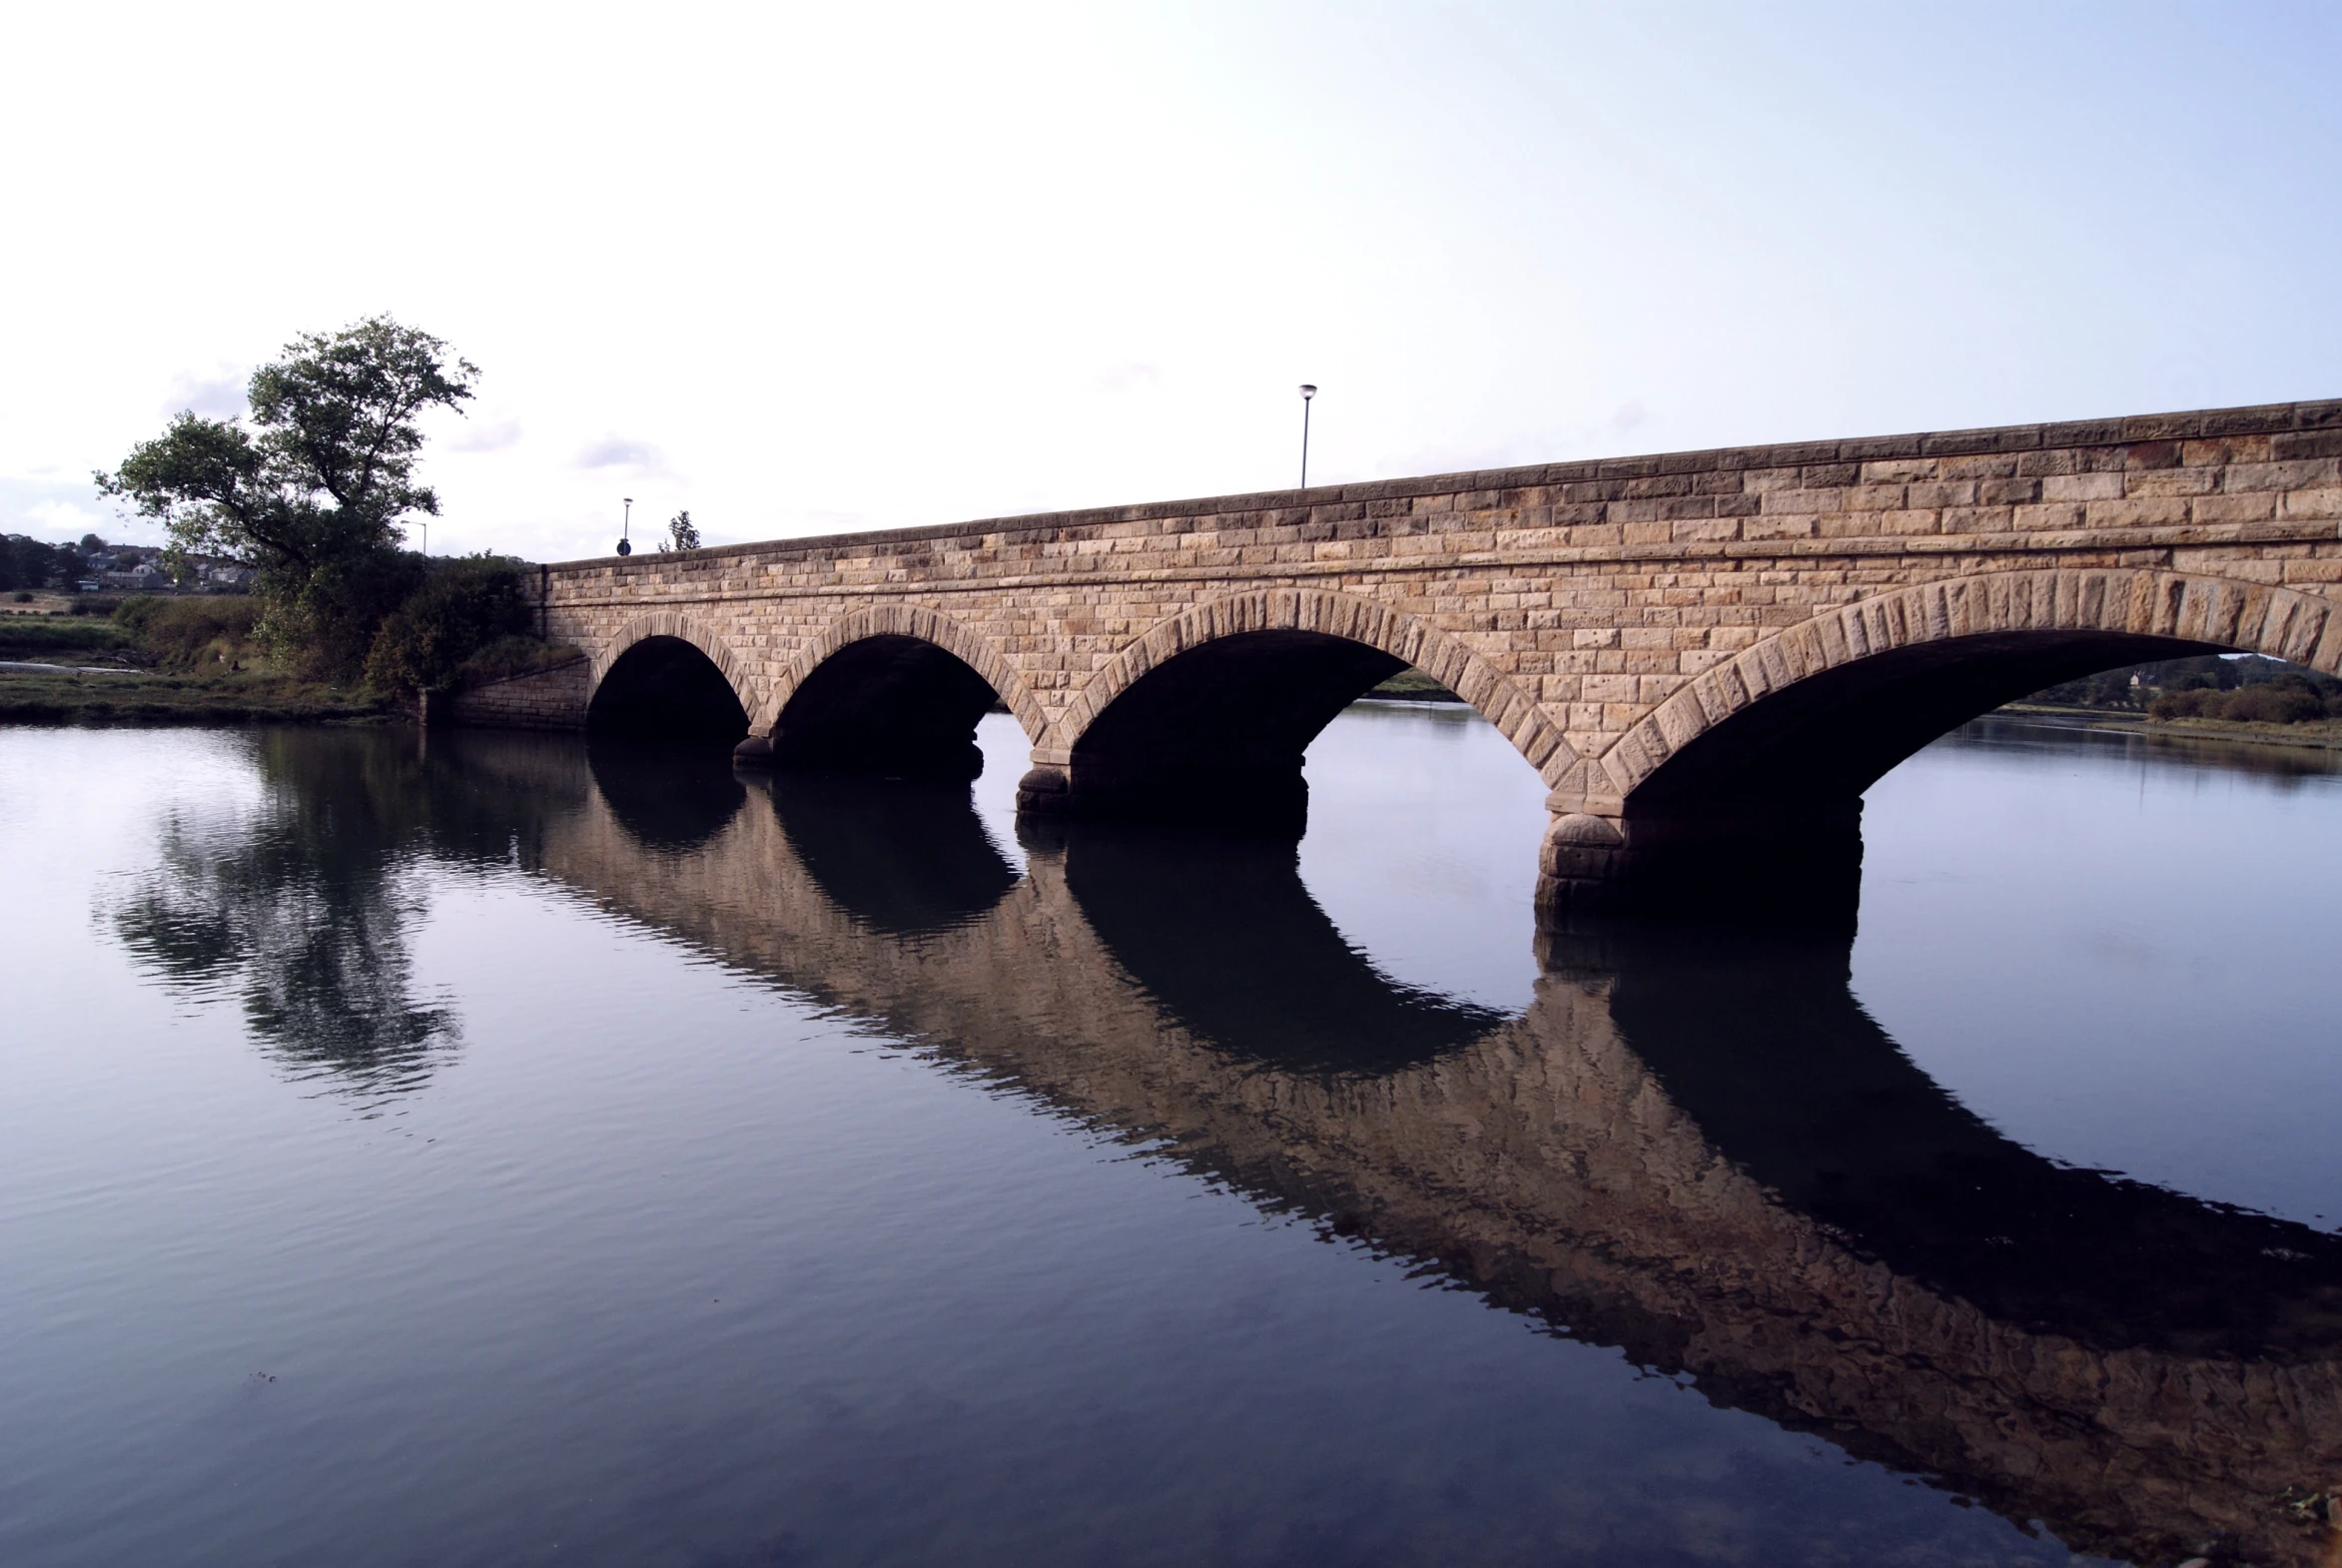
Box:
[419,731,2342,1568]
[508,398,2342,904]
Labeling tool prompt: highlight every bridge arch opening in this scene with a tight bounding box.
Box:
[586,635,751,745]
[766,634,1000,780]
[1629,627,2222,807]
[1565,570,2342,916]
[1023,590,1572,832]
[1040,629,1408,830]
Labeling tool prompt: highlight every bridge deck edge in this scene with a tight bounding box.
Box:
[539,396,2342,573]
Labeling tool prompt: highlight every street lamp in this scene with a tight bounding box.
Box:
[1298,385,1317,489]
[617,497,633,557]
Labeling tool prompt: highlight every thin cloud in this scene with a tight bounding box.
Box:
[447,418,523,453]
[1090,362,1163,395]
[575,436,668,473]
[1,475,136,543]
[30,497,104,536]
[166,368,250,419]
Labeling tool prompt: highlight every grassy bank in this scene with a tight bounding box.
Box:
[1363,668,1463,701]
[0,668,395,726]
[0,617,142,659]
[1995,702,2342,751]
[0,605,396,726]
[0,597,581,730]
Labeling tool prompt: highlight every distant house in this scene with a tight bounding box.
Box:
[205,564,257,590]
[101,566,169,592]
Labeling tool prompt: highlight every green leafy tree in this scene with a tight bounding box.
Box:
[660,509,701,552]
[95,316,478,678]
[363,555,535,697]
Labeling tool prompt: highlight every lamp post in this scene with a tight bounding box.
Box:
[617,497,633,557]
[1298,385,1317,489]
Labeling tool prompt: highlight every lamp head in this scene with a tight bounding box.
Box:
[1299,384,1317,400]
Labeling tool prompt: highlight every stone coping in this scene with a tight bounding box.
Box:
[545,397,2342,571]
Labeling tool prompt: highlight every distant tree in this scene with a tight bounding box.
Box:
[95,316,478,677]
[0,535,68,591]
[660,509,701,552]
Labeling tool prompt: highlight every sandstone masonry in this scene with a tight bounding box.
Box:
[523,398,2342,899]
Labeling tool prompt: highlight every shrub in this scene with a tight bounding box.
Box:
[2222,681,2329,724]
[114,595,261,671]
[363,556,535,696]
[0,619,138,655]
[454,635,584,686]
[2150,681,2332,725]
[264,548,428,682]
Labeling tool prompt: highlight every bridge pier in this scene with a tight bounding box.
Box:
[1539,798,1865,925]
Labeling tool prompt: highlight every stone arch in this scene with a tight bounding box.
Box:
[1055,587,1579,785]
[1600,566,2342,805]
[752,604,1044,745]
[590,611,761,718]
[586,612,760,742]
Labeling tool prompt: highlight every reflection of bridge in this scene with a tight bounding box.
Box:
[499,400,2342,907]
[420,733,2342,1568]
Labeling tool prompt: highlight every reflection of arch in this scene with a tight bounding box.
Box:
[1059,588,1578,784]
[762,771,1017,935]
[1604,567,2340,804]
[585,739,745,851]
[1561,915,2342,1358]
[753,606,1043,743]
[511,743,2342,1568]
[1052,818,1511,1074]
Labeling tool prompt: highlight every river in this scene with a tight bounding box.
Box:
[2,707,2337,1567]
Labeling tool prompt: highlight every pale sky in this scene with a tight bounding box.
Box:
[5,2,2337,563]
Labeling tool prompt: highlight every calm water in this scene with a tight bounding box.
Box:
[3,707,2339,1568]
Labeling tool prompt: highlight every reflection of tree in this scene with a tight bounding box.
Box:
[110,729,587,1111]
[122,817,452,1108]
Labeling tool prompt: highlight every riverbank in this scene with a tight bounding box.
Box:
[1361,668,1464,702]
[0,603,399,727]
[1995,701,2342,752]
[0,667,395,726]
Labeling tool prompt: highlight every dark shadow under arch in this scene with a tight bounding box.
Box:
[1590,630,2233,918]
[1630,628,2221,809]
[1542,913,2342,1360]
[1039,815,1510,1075]
[1045,630,1408,829]
[586,740,746,852]
[769,635,999,780]
[587,635,751,746]
[762,770,1018,936]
